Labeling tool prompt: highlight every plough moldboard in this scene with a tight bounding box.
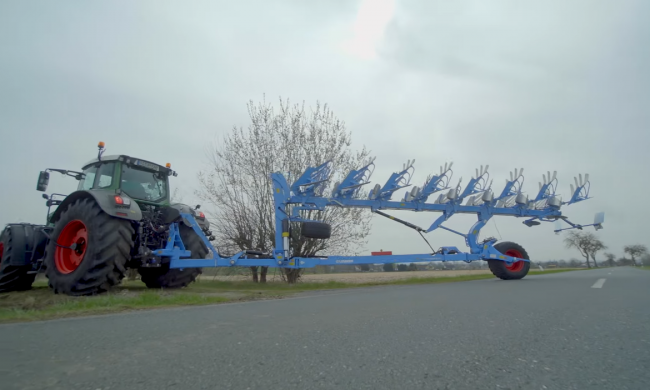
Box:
[170,159,604,280]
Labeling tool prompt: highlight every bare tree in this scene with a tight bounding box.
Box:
[588,239,607,268]
[623,245,648,267]
[604,252,616,267]
[564,231,606,269]
[196,97,372,283]
[171,188,183,203]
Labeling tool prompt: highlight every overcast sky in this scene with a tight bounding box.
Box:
[1,0,648,261]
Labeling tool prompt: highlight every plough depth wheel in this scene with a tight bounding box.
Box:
[488,241,530,280]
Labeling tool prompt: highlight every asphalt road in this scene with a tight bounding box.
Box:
[2,267,649,390]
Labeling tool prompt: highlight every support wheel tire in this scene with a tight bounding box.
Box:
[138,224,206,289]
[301,221,331,239]
[0,227,37,293]
[44,198,134,296]
[488,241,530,280]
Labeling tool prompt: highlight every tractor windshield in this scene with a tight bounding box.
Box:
[120,166,168,202]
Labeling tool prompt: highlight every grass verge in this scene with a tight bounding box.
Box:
[0,269,574,324]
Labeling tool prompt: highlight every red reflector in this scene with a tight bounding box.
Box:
[116,212,128,216]
[199,212,205,218]
[114,195,124,205]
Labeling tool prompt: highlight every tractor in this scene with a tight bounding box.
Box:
[0,142,212,295]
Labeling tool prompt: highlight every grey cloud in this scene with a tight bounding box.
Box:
[1,0,647,261]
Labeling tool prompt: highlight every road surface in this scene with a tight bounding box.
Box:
[1,267,649,390]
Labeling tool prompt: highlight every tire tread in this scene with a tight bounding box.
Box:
[44,198,134,296]
[487,241,531,280]
[0,227,37,293]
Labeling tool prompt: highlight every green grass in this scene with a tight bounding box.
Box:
[0,268,576,323]
[0,289,232,323]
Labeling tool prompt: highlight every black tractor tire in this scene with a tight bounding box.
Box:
[0,227,37,293]
[44,198,134,296]
[138,224,207,289]
[488,241,531,280]
[301,221,331,239]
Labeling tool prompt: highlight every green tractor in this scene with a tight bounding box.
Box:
[0,142,213,296]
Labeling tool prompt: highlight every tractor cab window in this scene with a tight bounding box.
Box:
[96,163,115,188]
[120,166,167,201]
[78,166,97,191]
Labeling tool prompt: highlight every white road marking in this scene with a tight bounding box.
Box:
[591,278,606,288]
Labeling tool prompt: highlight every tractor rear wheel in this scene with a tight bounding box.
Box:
[138,224,206,289]
[488,241,530,280]
[0,226,37,293]
[44,198,134,296]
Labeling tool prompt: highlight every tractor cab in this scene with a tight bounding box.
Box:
[77,154,173,206]
[36,142,180,225]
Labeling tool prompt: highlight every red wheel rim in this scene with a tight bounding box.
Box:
[504,249,525,272]
[0,242,4,266]
[55,220,88,274]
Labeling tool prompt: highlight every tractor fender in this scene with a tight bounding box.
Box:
[162,203,210,230]
[49,190,142,223]
[3,223,47,266]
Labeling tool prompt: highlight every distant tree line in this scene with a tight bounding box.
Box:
[564,230,648,268]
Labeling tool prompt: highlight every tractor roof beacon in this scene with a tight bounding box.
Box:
[0,143,603,296]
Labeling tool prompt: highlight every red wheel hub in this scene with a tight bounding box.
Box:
[54,220,88,274]
[504,249,525,272]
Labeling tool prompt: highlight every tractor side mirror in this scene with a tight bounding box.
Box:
[36,171,49,192]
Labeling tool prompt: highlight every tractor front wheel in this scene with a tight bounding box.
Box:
[138,224,206,289]
[488,241,530,280]
[0,226,37,293]
[44,198,134,295]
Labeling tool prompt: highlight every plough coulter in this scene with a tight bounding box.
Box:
[0,143,604,296]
